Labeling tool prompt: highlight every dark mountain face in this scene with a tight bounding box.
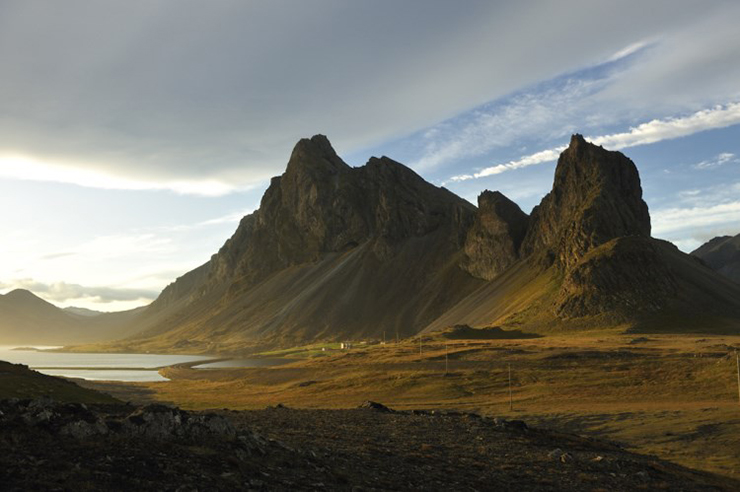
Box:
[516,135,674,318]
[461,190,529,281]
[521,134,651,269]
[215,135,475,289]
[126,135,483,349]
[691,234,740,284]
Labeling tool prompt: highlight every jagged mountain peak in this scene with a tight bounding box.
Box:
[285,134,349,177]
[522,134,651,268]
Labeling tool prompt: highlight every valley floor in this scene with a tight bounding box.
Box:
[79,333,740,481]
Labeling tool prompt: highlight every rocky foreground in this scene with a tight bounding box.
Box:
[1,398,736,491]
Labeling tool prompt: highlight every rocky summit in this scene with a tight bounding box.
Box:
[521,134,651,268]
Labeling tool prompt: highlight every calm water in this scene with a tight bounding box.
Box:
[0,346,211,382]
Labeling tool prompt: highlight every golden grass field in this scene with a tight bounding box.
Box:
[80,332,740,480]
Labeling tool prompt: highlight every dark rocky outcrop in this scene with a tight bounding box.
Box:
[521,134,651,269]
[193,135,476,293]
[517,135,677,319]
[462,190,529,280]
[692,234,740,284]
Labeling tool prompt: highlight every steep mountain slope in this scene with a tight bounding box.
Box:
[0,289,143,345]
[692,234,740,284]
[84,134,740,353]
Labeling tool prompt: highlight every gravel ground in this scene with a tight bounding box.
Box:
[1,398,736,491]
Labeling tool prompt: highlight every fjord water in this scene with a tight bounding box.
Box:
[0,346,211,382]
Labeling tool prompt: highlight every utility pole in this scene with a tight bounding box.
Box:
[736,351,740,406]
[508,363,513,411]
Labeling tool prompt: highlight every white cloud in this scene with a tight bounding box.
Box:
[591,103,740,149]
[605,40,653,63]
[0,153,249,196]
[693,152,739,169]
[449,146,566,182]
[652,200,740,237]
[449,102,740,182]
[651,182,740,251]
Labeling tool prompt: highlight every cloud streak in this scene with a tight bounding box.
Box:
[693,152,739,170]
[0,154,248,196]
[449,102,740,182]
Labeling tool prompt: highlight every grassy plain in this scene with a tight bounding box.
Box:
[80,333,740,479]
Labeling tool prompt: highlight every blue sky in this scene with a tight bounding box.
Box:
[0,1,738,310]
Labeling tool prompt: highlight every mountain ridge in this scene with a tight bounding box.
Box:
[70,134,740,353]
[6,134,740,351]
[0,289,145,345]
[692,233,740,284]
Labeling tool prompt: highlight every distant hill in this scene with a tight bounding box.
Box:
[691,234,740,284]
[79,134,740,354]
[64,306,104,318]
[0,289,144,345]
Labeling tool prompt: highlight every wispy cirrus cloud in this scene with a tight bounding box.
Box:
[693,152,739,170]
[449,102,740,182]
[413,75,610,173]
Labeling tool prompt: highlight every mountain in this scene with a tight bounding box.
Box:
[103,135,484,352]
[691,234,740,284]
[425,135,740,333]
[0,289,143,345]
[81,134,740,354]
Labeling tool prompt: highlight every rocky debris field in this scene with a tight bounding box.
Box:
[1,398,736,491]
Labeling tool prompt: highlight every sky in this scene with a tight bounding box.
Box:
[1,0,739,311]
